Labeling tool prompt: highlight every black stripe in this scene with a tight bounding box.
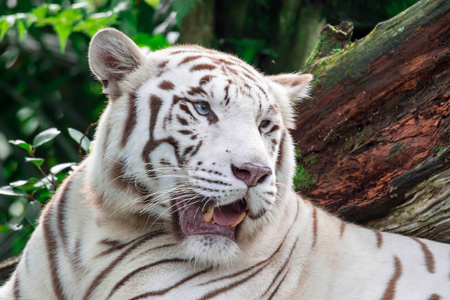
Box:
[179,103,196,120]
[380,256,402,300]
[312,206,318,248]
[129,269,211,300]
[192,175,231,186]
[82,230,167,300]
[268,269,289,300]
[187,86,207,96]
[122,93,137,148]
[56,178,71,252]
[108,258,188,298]
[177,115,189,126]
[12,270,20,299]
[190,140,203,157]
[198,264,267,300]
[373,229,383,248]
[42,205,65,299]
[142,95,163,178]
[191,185,225,193]
[178,55,202,66]
[275,131,286,173]
[158,80,175,91]
[262,237,299,298]
[182,145,194,157]
[411,237,435,273]
[190,64,216,72]
[178,130,193,135]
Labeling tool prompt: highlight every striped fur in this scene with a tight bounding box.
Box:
[1,28,449,300]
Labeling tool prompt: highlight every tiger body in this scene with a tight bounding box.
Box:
[1,28,449,300]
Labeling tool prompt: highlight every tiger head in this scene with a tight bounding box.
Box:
[87,29,312,266]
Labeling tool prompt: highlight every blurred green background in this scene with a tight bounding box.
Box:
[0,0,419,262]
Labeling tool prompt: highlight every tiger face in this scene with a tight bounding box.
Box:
[88,29,312,265]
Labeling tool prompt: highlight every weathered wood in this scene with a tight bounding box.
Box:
[368,156,450,242]
[292,0,450,242]
[367,148,449,242]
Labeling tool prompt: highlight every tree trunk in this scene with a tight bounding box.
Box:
[264,0,326,74]
[293,0,450,242]
[178,0,215,47]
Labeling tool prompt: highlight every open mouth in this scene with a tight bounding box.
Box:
[175,197,248,241]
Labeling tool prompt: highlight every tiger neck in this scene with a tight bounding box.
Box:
[237,189,316,265]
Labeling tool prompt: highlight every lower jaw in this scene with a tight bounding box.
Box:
[175,197,247,242]
[182,225,237,241]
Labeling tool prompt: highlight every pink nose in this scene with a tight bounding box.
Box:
[231,163,272,187]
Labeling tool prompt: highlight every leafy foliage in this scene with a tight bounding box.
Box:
[0,127,82,261]
[0,2,123,52]
[0,0,173,261]
[293,150,317,194]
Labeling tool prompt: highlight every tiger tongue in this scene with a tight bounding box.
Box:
[213,202,245,226]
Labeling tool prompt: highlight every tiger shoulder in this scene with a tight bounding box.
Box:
[1,28,449,300]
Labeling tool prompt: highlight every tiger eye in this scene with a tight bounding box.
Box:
[260,120,271,129]
[194,102,210,116]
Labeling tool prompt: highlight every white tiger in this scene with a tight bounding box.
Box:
[1,28,449,300]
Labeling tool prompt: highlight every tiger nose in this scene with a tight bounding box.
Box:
[231,163,272,187]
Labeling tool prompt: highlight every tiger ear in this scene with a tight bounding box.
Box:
[89,28,144,98]
[266,73,313,129]
[267,74,313,102]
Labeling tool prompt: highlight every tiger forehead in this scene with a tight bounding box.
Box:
[157,46,265,84]
[154,46,273,108]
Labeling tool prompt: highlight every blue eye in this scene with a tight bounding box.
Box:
[260,120,271,129]
[194,102,210,116]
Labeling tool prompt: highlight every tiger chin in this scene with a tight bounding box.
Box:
[1,28,449,300]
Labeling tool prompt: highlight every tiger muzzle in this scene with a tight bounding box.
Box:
[176,198,248,241]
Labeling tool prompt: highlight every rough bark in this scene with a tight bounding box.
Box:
[293,0,450,242]
[368,149,450,243]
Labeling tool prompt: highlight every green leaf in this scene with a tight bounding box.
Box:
[68,128,90,152]
[50,162,75,175]
[9,178,40,193]
[133,33,171,50]
[32,128,60,148]
[16,19,27,42]
[39,175,56,192]
[172,0,199,26]
[9,140,33,152]
[0,186,23,197]
[9,180,28,187]
[38,8,83,52]
[144,0,160,9]
[24,201,42,226]
[72,13,117,37]
[31,5,48,19]
[35,189,53,203]
[28,5,48,26]
[54,22,72,53]
[0,16,15,41]
[25,157,45,167]
[16,20,27,42]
